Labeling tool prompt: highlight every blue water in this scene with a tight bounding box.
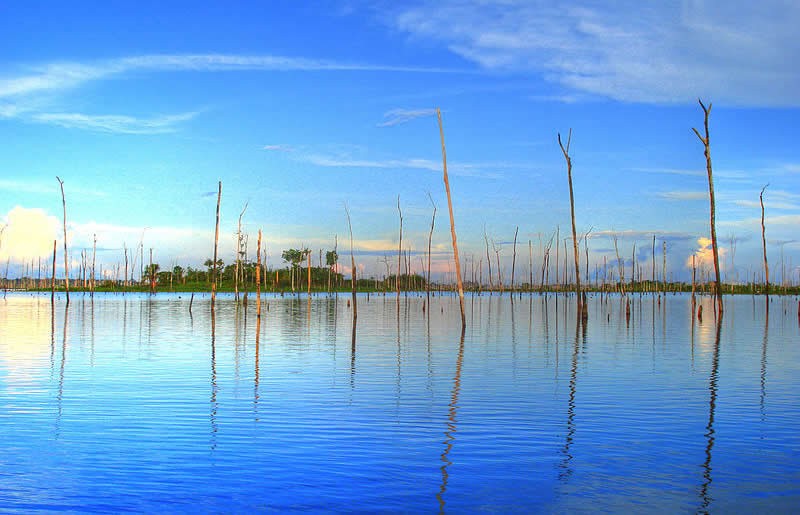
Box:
[0,292,798,513]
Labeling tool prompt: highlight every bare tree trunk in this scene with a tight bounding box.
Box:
[662,241,667,295]
[760,184,770,295]
[559,130,581,302]
[235,201,248,302]
[692,254,697,305]
[91,234,96,296]
[307,248,311,298]
[51,240,56,304]
[652,235,656,292]
[212,181,221,309]
[437,108,466,329]
[612,231,625,295]
[693,99,723,316]
[484,230,493,291]
[344,203,357,321]
[56,176,69,305]
[511,226,518,291]
[397,195,402,308]
[427,193,436,304]
[529,240,533,293]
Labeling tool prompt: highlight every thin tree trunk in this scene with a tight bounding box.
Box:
[511,226,518,291]
[307,249,311,298]
[56,176,69,305]
[397,195,402,308]
[693,99,723,316]
[437,108,466,329]
[235,201,248,302]
[344,203,357,321]
[558,130,581,301]
[760,184,770,295]
[427,193,436,304]
[51,240,56,303]
[212,181,221,309]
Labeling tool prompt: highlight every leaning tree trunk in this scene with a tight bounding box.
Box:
[693,99,723,317]
[437,108,466,330]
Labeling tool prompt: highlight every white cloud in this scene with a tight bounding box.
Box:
[657,191,708,201]
[389,1,800,106]
[377,108,437,127]
[302,153,531,178]
[31,111,199,134]
[0,54,463,99]
[263,144,295,152]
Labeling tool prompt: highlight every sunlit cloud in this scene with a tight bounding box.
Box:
[263,144,295,152]
[686,237,727,268]
[0,206,61,262]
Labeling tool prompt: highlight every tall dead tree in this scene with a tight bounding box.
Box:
[692,99,723,316]
[235,201,249,301]
[760,184,770,294]
[437,108,466,329]
[257,229,262,318]
[427,193,436,302]
[511,226,518,291]
[51,240,56,304]
[56,176,69,305]
[558,129,581,301]
[211,181,221,309]
[397,195,403,308]
[344,203,357,321]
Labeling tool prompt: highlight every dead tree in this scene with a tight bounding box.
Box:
[760,184,770,294]
[427,193,436,302]
[397,195,403,307]
[437,108,466,329]
[692,99,723,316]
[56,176,69,304]
[344,202,357,321]
[511,226,518,291]
[212,181,221,309]
[558,129,581,301]
[235,201,249,301]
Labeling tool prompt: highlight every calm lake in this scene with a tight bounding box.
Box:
[0,292,798,513]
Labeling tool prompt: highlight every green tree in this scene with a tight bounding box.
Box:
[282,248,310,291]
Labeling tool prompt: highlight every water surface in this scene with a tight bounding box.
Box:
[1,292,798,513]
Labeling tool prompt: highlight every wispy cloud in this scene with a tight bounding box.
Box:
[302,152,535,178]
[657,191,708,201]
[0,54,466,99]
[0,179,106,197]
[389,1,800,106]
[263,144,295,152]
[31,111,199,134]
[590,230,695,242]
[633,167,748,179]
[377,108,437,127]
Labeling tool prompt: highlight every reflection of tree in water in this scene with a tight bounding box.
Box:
[210,309,218,454]
[437,329,466,514]
[760,301,769,422]
[559,316,582,483]
[699,318,722,514]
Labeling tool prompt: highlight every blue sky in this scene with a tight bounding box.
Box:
[1,1,799,283]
